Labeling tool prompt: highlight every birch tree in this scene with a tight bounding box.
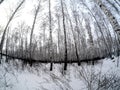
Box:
[94,0,120,42]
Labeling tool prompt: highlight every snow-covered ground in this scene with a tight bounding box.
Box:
[0,0,120,89]
[0,56,120,90]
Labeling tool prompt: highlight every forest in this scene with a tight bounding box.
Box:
[0,0,120,90]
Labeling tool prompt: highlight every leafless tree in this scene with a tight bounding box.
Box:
[94,0,120,42]
[0,0,25,60]
[106,0,120,14]
[64,4,80,65]
[29,0,41,66]
[60,0,68,70]
[55,12,61,62]
[80,0,113,58]
[48,0,53,71]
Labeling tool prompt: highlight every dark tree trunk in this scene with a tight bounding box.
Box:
[60,0,68,70]
[49,0,53,71]
[29,1,40,66]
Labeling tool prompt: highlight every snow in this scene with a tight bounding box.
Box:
[0,56,120,90]
[0,0,120,89]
